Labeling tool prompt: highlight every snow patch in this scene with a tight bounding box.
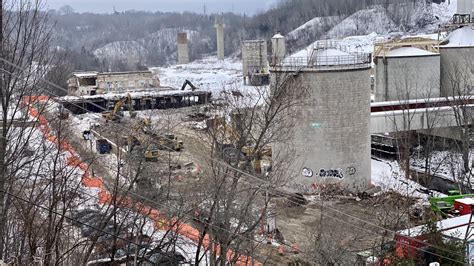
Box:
[385,47,438,57]
[442,26,474,47]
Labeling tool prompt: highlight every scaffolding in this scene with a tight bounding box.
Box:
[373,37,440,59]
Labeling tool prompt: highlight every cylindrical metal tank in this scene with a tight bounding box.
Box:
[271,33,286,64]
[375,47,440,102]
[440,27,474,97]
[270,43,372,192]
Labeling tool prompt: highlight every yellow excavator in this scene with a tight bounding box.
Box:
[208,116,272,174]
[102,94,135,122]
[157,133,183,151]
[122,135,160,162]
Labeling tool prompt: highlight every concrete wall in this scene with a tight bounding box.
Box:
[96,72,160,93]
[375,55,440,102]
[272,67,371,192]
[177,33,189,64]
[440,46,474,97]
[242,40,268,78]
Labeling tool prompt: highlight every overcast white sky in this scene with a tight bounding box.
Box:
[45,0,278,14]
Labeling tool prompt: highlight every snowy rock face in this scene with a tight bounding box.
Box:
[326,7,400,39]
[93,28,200,69]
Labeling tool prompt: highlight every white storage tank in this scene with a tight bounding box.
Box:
[374,39,441,102]
[271,32,286,64]
[440,27,474,97]
[270,42,372,192]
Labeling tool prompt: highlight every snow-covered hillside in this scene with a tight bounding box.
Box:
[94,28,201,68]
[287,0,456,54]
[153,56,243,93]
[288,0,457,60]
[94,41,147,64]
[326,7,399,39]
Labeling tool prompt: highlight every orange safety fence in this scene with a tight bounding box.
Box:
[23,96,261,265]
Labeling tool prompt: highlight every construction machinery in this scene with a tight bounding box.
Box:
[181,79,198,91]
[208,116,272,173]
[96,139,113,154]
[429,191,474,217]
[58,105,70,120]
[156,133,183,151]
[102,94,134,122]
[122,135,160,162]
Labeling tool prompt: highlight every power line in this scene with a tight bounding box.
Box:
[0,188,184,264]
[0,58,467,260]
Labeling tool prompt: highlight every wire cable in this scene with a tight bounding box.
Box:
[0,58,467,259]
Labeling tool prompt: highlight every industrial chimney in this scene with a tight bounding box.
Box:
[457,0,473,15]
[214,16,225,60]
[177,32,189,64]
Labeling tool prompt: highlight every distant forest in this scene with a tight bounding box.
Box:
[49,0,441,71]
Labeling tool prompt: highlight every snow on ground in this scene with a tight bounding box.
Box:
[371,159,445,201]
[286,0,456,61]
[153,56,243,93]
[326,7,399,39]
[442,27,474,47]
[288,16,341,40]
[432,0,457,24]
[385,47,438,57]
[411,149,473,185]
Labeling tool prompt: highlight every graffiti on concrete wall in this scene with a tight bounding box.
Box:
[319,168,344,179]
[301,166,357,180]
[302,167,314,177]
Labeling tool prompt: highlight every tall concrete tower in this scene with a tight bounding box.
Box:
[271,32,286,64]
[457,0,473,15]
[214,16,225,60]
[177,32,189,64]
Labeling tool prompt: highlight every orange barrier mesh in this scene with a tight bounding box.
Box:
[23,96,261,265]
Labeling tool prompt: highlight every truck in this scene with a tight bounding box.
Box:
[96,139,112,154]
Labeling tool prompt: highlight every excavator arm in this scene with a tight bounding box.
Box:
[181,79,198,91]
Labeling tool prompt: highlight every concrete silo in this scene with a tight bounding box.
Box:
[374,38,440,102]
[177,32,189,64]
[242,40,268,85]
[271,33,286,64]
[270,41,372,192]
[439,27,474,97]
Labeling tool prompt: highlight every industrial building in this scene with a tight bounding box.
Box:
[439,27,474,96]
[67,70,160,96]
[374,38,441,102]
[270,41,372,191]
[241,40,269,85]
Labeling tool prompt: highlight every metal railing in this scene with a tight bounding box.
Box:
[273,53,372,71]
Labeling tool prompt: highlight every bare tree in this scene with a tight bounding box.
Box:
[189,72,307,264]
[0,0,54,259]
